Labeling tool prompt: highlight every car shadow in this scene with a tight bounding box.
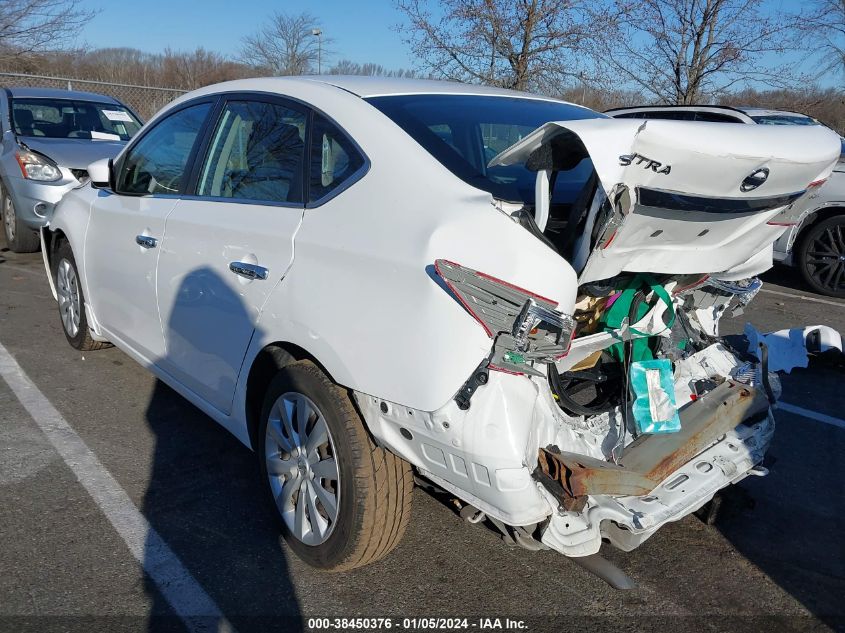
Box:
[760,263,814,296]
[143,266,303,632]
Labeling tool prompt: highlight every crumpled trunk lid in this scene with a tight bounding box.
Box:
[489,119,842,283]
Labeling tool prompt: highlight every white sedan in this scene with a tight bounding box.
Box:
[42,77,840,583]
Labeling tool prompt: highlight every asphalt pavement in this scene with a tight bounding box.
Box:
[1,236,843,633]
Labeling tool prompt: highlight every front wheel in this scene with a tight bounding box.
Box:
[0,181,39,253]
[258,360,413,571]
[796,215,845,298]
[51,240,109,351]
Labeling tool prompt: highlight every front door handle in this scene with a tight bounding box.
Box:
[229,261,269,281]
[136,235,158,249]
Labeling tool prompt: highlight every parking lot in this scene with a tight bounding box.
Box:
[1,234,844,632]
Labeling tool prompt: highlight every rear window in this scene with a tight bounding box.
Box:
[11,98,142,140]
[750,114,818,126]
[366,94,603,205]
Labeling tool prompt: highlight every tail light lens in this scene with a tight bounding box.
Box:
[435,259,575,375]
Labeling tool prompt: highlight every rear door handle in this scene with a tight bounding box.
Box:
[136,235,158,249]
[229,261,269,281]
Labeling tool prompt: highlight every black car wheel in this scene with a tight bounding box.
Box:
[797,215,845,298]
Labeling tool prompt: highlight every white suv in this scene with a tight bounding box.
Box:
[42,78,840,582]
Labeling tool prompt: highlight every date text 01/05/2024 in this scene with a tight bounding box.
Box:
[306,618,528,630]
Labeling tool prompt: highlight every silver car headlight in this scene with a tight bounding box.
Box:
[15,149,62,182]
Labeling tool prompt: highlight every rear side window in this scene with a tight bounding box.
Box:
[642,111,692,120]
[367,94,601,205]
[116,103,210,195]
[198,100,306,204]
[309,113,365,203]
[693,111,743,123]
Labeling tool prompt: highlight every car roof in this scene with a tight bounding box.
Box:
[605,104,812,120]
[183,75,573,103]
[4,86,122,104]
[302,75,558,99]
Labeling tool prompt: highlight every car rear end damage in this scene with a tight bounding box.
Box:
[350,116,839,584]
[354,272,779,584]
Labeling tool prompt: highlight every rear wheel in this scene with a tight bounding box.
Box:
[0,181,40,253]
[796,215,845,298]
[258,360,413,570]
[51,240,109,351]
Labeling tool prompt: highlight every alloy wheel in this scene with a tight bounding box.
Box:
[805,220,845,294]
[264,392,340,546]
[2,193,15,242]
[56,258,81,337]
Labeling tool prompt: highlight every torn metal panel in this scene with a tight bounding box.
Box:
[537,381,769,498]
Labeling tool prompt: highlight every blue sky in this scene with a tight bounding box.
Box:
[78,0,416,70]
[77,0,835,88]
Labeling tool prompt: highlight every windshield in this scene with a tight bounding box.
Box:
[366,94,603,204]
[750,114,818,126]
[11,98,142,140]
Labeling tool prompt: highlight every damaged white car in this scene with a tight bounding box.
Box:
[41,77,841,583]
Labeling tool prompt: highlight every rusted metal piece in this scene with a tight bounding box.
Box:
[538,381,769,498]
[533,452,588,511]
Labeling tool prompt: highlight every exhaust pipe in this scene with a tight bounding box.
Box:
[569,553,636,590]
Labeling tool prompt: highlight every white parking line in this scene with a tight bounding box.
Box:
[760,287,845,308]
[0,341,235,633]
[776,401,845,430]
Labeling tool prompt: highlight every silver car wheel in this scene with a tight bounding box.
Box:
[2,193,15,241]
[56,258,81,337]
[265,392,340,546]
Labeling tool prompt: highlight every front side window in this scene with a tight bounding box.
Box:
[11,98,142,140]
[366,94,602,205]
[309,113,365,203]
[116,102,211,195]
[198,100,306,204]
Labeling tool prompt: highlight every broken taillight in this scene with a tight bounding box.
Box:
[434,259,576,375]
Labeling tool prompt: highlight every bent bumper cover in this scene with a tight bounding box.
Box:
[538,382,774,556]
[6,175,77,230]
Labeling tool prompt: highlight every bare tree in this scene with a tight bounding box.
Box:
[395,0,596,92]
[239,11,330,75]
[593,0,806,105]
[808,0,845,76]
[162,48,250,89]
[328,59,423,78]
[0,0,94,63]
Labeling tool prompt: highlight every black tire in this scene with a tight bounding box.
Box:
[796,214,845,298]
[0,180,40,253]
[258,360,413,571]
[51,240,110,351]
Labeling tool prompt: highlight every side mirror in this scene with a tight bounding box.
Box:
[87,157,112,189]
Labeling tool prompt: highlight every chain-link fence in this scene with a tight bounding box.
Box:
[0,72,186,121]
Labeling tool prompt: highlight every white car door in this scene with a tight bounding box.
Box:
[155,97,308,415]
[85,101,214,361]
